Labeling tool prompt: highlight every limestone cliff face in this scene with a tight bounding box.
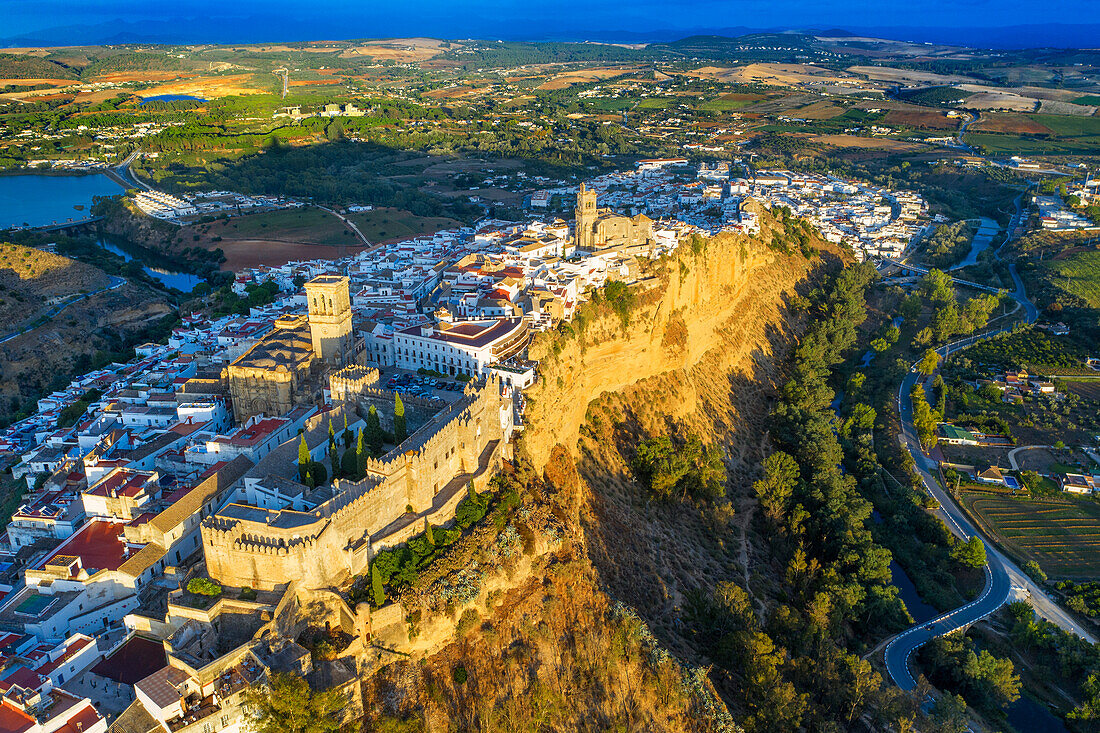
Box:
[523,228,809,471]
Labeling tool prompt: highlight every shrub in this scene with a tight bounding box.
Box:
[187,577,222,597]
[452,664,468,684]
[455,608,480,636]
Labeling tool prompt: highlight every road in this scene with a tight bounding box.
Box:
[316,205,373,248]
[885,194,1094,690]
[0,276,126,345]
[1007,445,1053,471]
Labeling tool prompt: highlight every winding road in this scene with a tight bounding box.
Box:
[884,195,1093,691]
[0,276,126,345]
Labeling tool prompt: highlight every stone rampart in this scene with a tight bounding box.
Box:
[202,378,512,591]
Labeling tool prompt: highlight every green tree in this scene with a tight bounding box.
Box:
[340,447,359,479]
[342,413,353,448]
[243,672,344,733]
[187,577,222,596]
[370,563,386,607]
[754,451,800,523]
[951,536,987,569]
[910,384,940,450]
[928,693,968,733]
[394,392,407,444]
[366,405,384,455]
[298,435,311,482]
[918,348,941,376]
[356,428,366,474]
[1069,674,1100,723]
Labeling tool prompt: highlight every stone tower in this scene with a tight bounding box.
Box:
[305,275,353,365]
[575,183,597,251]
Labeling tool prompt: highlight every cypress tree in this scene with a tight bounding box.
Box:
[370,563,385,607]
[356,428,366,475]
[341,446,358,478]
[298,436,311,483]
[394,393,407,444]
[425,521,435,546]
[366,405,383,455]
[327,418,335,449]
[342,413,353,448]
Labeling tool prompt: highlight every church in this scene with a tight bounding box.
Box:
[574,183,655,252]
[226,275,360,423]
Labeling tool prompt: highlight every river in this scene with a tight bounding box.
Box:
[949,216,1000,271]
[95,236,205,292]
[0,173,123,229]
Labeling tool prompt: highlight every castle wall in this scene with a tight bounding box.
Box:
[201,379,512,592]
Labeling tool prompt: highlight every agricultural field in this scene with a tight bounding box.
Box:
[696,94,760,111]
[962,493,1100,579]
[202,207,355,246]
[1042,250,1100,308]
[345,207,461,243]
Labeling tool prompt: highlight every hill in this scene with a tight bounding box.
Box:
[0,242,109,332]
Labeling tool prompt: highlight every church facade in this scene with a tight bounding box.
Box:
[574,183,655,252]
[226,275,359,423]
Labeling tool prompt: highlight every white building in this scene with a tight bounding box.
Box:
[393,317,530,378]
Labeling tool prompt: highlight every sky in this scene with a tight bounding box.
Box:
[2,0,1098,46]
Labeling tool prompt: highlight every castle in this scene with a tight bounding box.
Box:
[201,368,514,591]
[226,275,358,423]
[574,183,655,252]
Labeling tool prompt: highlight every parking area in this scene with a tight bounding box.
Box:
[378,367,470,405]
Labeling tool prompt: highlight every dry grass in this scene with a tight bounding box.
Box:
[535,67,634,90]
[811,134,925,151]
[970,114,1054,135]
[848,65,976,85]
[688,63,865,89]
[138,74,262,98]
[0,77,72,86]
[339,38,453,62]
[791,100,846,119]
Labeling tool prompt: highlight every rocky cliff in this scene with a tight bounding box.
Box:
[523,223,813,472]
[358,216,836,731]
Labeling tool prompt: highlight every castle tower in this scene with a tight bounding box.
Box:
[575,183,597,251]
[305,275,353,365]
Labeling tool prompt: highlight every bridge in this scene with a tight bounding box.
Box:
[25,216,105,233]
[880,258,1004,295]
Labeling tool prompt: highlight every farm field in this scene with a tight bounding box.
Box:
[346,207,461,243]
[1043,250,1100,308]
[204,207,354,246]
[964,131,1100,156]
[697,95,758,111]
[962,493,1100,579]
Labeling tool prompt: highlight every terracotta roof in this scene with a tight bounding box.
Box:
[135,665,190,709]
[0,700,35,733]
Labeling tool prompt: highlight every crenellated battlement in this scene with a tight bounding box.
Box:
[329,365,380,402]
[202,376,514,591]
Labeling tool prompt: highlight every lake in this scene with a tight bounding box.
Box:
[0,173,123,229]
[95,237,205,293]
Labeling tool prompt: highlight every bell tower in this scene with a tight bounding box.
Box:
[305,275,353,365]
[575,183,597,251]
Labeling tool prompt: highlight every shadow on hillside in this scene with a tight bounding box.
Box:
[571,266,822,659]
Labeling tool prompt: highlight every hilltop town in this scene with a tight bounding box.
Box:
[3,30,1100,733]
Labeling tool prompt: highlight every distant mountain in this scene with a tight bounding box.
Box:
[2,19,1099,51]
